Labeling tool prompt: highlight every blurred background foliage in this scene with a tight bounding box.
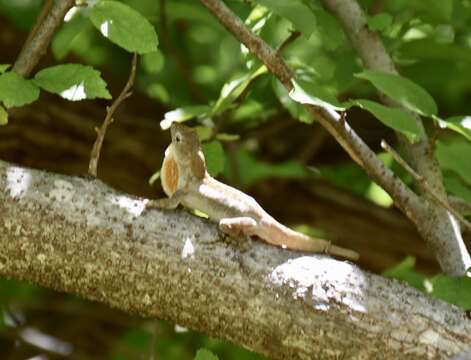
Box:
[1,0,471,358]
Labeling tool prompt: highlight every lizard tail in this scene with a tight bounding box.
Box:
[261,220,359,261]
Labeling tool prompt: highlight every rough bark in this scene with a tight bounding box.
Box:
[0,159,470,359]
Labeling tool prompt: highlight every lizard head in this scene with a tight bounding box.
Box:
[170,122,201,156]
[169,122,206,179]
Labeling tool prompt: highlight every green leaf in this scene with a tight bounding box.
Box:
[52,13,91,60]
[160,105,210,130]
[0,105,7,125]
[367,13,393,31]
[354,99,422,142]
[255,0,317,37]
[355,70,438,117]
[443,173,471,204]
[215,133,240,142]
[34,64,111,101]
[383,257,426,291]
[89,0,158,54]
[438,116,471,142]
[289,79,344,112]
[428,275,471,310]
[311,7,344,50]
[436,141,471,185]
[148,170,160,186]
[0,72,40,108]
[0,64,11,74]
[212,65,267,115]
[141,50,164,74]
[202,141,224,177]
[229,149,309,187]
[194,349,219,360]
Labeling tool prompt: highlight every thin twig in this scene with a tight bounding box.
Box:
[88,53,138,177]
[199,0,423,225]
[13,0,75,77]
[381,140,471,232]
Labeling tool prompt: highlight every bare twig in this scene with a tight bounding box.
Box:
[88,53,138,177]
[199,0,423,234]
[381,140,471,233]
[13,0,75,77]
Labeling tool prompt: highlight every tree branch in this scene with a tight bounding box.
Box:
[381,140,471,232]
[198,1,423,251]
[319,0,471,275]
[13,0,75,77]
[0,159,470,359]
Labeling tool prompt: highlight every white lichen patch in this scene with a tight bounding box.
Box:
[268,256,367,314]
[109,195,146,217]
[37,254,47,264]
[181,236,195,259]
[143,293,152,305]
[6,166,32,199]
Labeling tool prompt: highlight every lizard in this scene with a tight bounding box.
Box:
[147,122,359,261]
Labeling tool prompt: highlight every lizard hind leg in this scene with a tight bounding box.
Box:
[219,217,258,238]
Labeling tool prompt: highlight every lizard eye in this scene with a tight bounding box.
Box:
[175,135,181,143]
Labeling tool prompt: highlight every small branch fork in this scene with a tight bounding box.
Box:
[381,141,471,233]
[88,53,138,177]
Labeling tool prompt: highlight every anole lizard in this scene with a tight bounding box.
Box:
[148,122,359,261]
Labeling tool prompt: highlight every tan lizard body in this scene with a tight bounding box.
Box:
[151,122,359,261]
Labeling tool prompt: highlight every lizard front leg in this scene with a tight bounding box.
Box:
[145,189,187,210]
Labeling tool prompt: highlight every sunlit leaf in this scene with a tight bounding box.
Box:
[0,105,7,125]
[202,141,224,176]
[355,70,437,116]
[437,115,471,142]
[89,0,158,54]
[160,105,210,130]
[289,79,344,112]
[34,64,111,101]
[212,65,267,115]
[0,72,40,108]
[272,78,312,123]
[354,99,422,142]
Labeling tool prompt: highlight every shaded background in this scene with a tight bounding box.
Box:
[1,0,471,358]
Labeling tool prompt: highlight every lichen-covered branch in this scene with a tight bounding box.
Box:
[319,0,471,275]
[0,160,470,359]
[13,0,75,77]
